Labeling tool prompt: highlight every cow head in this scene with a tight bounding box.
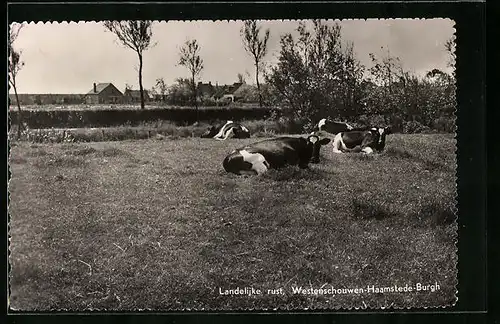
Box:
[233,126,251,138]
[370,127,391,151]
[317,118,353,134]
[201,125,218,138]
[307,134,331,164]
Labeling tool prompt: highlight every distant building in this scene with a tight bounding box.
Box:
[220,94,235,103]
[9,93,85,105]
[197,81,216,98]
[124,89,151,103]
[211,82,245,102]
[232,83,257,102]
[85,83,123,104]
[228,82,243,95]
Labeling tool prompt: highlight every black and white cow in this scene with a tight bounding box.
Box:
[201,120,251,140]
[223,135,331,175]
[332,127,391,154]
[314,118,354,134]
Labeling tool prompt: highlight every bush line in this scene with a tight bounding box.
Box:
[9,107,278,129]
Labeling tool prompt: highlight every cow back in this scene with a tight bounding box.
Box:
[341,131,374,149]
[242,137,308,168]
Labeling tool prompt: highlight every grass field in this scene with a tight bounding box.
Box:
[8,133,457,311]
[12,119,283,144]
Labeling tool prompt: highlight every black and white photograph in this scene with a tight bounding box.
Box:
[8,18,457,311]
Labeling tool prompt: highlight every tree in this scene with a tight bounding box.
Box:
[237,73,246,84]
[367,50,405,118]
[168,78,192,106]
[154,78,168,102]
[366,49,455,131]
[103,21,154,109]
[444,37,455,69]
[178,39,204,123]
[241,20,270,107]
[266,20,364,132]
[9,23,25,139]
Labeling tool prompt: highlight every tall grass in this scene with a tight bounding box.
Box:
[10,119,284,143]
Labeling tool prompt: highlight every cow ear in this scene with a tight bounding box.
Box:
[319,138,331,145]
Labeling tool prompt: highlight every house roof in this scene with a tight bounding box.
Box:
[211,82,244,99]
[87,83,115,95]
[198,82,214,96]
[228,82,243,94]
[232,83,255,98]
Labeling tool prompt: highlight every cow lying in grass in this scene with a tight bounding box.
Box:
[331,127,391,154]
[223,135,331,175]
[314,118,354,134]
[201,120,250,140]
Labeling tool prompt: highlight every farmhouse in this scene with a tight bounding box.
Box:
[232,83,258,102]
[198,81,215,98]
[212,82,245,103]
[85,83,123,104]
[124,89,151,103]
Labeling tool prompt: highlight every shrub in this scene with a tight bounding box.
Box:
[403,120,430,134]
[433,116,456,133]
[356,114,387,128]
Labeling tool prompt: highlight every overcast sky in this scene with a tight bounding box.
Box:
[10,19,455,94]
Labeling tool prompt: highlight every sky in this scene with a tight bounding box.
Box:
[10,19,455,94]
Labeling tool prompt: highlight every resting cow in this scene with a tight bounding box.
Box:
[332,127,391,154]
[223,135,331,175]
[314,118,354,134]
[201,120,250,140]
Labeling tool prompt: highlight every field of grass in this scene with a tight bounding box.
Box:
[11,119,283,144]
[8,133,457,311]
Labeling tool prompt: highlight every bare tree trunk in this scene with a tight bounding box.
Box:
[138,53,145,110]
[13,80,22,139]
[192,73,199,123]
[255,61,263,107]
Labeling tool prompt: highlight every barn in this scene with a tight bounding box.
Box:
[85,83,123,104]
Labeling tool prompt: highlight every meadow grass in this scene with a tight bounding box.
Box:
[8,133,457,310]
[11,119,281,144]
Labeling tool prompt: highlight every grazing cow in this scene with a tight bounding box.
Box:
[332,127,391,154]
[201,120,250,140]
[223,135,331,175]
[314,118,354,134]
